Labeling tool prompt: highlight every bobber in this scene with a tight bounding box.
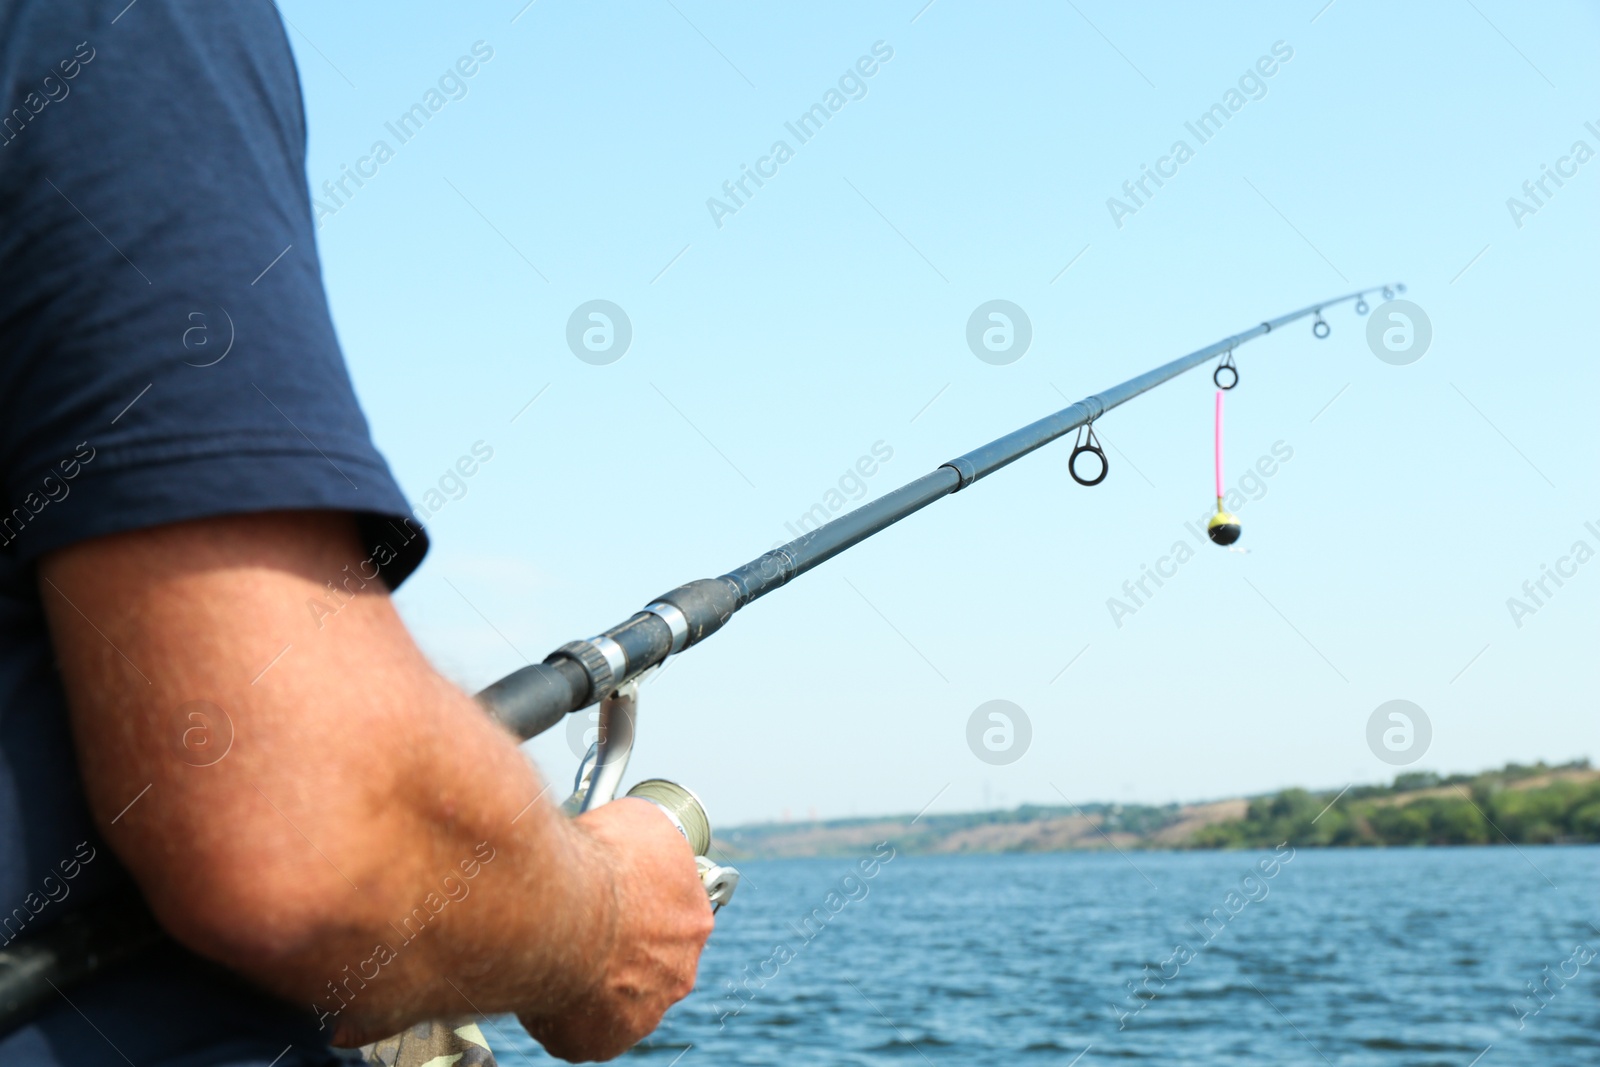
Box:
[1207,389,1241,546]
[1207,506,1241,546]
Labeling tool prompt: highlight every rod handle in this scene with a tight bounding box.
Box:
[476,659,588,740]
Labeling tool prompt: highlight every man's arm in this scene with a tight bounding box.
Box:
[37,509,712,1059]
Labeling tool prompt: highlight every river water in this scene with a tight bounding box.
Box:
[492,846,1598,1065]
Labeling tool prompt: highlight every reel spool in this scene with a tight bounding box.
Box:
[626,778,712,856]
[626,779,740,910]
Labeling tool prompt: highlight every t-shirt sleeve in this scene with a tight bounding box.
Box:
[0,0,426,586]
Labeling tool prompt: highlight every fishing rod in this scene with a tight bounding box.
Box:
[462,282,1402,920]
[478,282,1404,742]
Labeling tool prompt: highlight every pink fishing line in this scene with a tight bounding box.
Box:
[1214,390,1224,499]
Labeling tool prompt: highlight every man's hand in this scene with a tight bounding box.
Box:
[521,798,715,1062]
[37,510,712,1057]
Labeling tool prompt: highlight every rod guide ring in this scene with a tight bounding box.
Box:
[1214,349,1239,390]
[1069,422,1108,486]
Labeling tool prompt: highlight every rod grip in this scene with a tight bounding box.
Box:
[477,659,589,740]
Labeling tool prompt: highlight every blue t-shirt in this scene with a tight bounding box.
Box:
[0,1,427,1063]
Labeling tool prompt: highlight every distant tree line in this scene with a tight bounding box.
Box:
[1189,761,1599,849]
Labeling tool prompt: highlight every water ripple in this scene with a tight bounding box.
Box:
[493,846,1599,1066]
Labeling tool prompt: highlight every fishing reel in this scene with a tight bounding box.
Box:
[562,677,740,912]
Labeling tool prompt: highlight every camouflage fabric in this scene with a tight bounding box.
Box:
[361,1017,497,1067]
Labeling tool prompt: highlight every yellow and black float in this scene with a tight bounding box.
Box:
[1207,389,1241,546]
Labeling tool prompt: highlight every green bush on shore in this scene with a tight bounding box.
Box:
[1190,760,1596,849]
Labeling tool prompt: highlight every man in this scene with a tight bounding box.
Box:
[0,2,713,1063]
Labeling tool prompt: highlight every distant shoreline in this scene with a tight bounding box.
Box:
[714,761,1599,860]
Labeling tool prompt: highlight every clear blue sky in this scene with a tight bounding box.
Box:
[278,0,1599,825]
